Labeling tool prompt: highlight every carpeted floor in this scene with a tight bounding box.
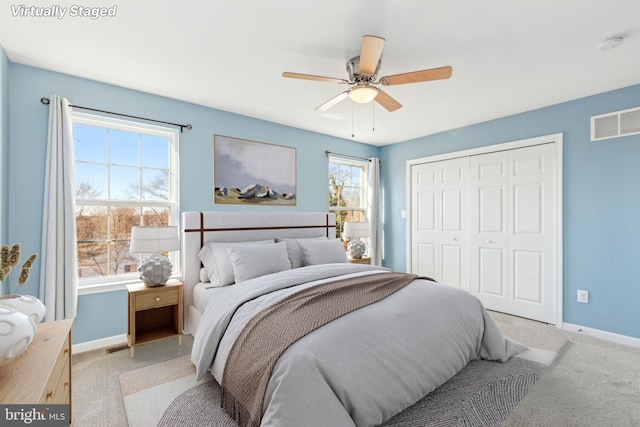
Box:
[503,336,640,426]
[72,335,193,427]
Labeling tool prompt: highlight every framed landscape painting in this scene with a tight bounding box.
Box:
[213,135,297,205]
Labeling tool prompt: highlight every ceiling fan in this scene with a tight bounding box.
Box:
[282,35,452,112]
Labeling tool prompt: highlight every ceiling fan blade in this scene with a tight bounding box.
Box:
[315,91,349,111]
[359,35,385,75]
[282,72,349,84]
[374,88,402,112]
[380,66,452,86]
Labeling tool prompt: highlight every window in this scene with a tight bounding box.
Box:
[73,112,179,288]
[328,156,368,238]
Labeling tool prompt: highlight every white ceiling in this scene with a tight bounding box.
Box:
[1,1,639,146]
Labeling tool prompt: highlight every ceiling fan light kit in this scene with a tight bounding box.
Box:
[348,86,379,103]
[283,35,452,113]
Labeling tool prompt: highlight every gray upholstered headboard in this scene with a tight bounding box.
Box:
[181,211,336,331]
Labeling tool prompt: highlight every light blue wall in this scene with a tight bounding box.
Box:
[6,59,640,343]
[0,45,8,245]
[7,63,378,343]
[380,83,640,339]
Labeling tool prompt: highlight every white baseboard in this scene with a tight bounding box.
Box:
[562,322,640,348]
[72,333,128,354]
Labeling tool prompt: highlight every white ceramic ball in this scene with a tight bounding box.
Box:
[0,306,36,366]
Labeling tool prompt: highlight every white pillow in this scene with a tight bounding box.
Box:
[298,238,348,265]
[227,242,291,283]
[198,239,274,287]
[199,267,209,283]
[276,237,327,268]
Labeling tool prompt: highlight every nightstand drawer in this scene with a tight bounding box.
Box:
[136,288,179,310]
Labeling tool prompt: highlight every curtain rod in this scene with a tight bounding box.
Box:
[325,150,371,162]
[40,97,192,133]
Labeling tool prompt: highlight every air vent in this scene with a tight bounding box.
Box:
[105,344,129,354]
[591,107,640,141]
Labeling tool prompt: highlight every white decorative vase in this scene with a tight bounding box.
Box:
[0,305,36,366]
[0,295,47,323]
[138,254,173,287]
[347,239,367,259]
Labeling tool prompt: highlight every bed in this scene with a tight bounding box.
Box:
[183,211,525,427]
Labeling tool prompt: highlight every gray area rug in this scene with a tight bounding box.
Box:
[158,357,545,427]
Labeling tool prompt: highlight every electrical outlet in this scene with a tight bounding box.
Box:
[577,289,589,303]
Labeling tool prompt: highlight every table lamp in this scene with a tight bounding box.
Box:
[129,226,179,287]
[343,221,369,259]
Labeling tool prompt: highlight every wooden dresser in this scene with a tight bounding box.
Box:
[0,318,73,423]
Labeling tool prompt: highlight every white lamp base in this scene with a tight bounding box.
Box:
[347,239,367,259]
[138,253,173,287]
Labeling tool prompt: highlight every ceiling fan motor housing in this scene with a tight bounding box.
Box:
[347,56,380,83]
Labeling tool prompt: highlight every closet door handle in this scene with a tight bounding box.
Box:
[486,240,494,244]
[452,238,458,242]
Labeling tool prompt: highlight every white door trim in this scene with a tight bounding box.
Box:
[406,133,563,326]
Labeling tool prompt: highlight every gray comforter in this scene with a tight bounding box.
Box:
[191,264,525,427]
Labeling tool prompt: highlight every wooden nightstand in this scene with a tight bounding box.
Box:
[127,280,183,357]
[0,319,74,424]
[349,257,371,265]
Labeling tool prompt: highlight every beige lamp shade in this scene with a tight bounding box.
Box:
[129,226,179,253]
[343,221,370,239]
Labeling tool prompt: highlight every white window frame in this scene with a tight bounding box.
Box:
[73,112,180,295]
[328,155,369,239]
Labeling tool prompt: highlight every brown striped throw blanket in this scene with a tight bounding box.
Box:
[221,272,421,427]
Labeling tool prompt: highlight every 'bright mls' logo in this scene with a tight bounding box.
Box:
[1,405,68,426]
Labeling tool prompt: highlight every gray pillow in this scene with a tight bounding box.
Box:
[298,238,348,265]
[227,242,291,283]
[276,237,327,268]
[197,239,275,286]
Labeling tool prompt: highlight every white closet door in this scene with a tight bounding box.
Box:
[469,143,556,323]
[411,157,469,290]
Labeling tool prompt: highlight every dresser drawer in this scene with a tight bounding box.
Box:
[41,356,70,404]
[40,333,70,404]
[53,360,71,404]
[136,288,179,310]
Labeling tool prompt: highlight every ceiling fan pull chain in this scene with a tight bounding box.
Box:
[352,102,355,138]
[372,101,375,132]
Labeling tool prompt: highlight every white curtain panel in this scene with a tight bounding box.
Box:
[367,157,382,265]
[39,95,78,321]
